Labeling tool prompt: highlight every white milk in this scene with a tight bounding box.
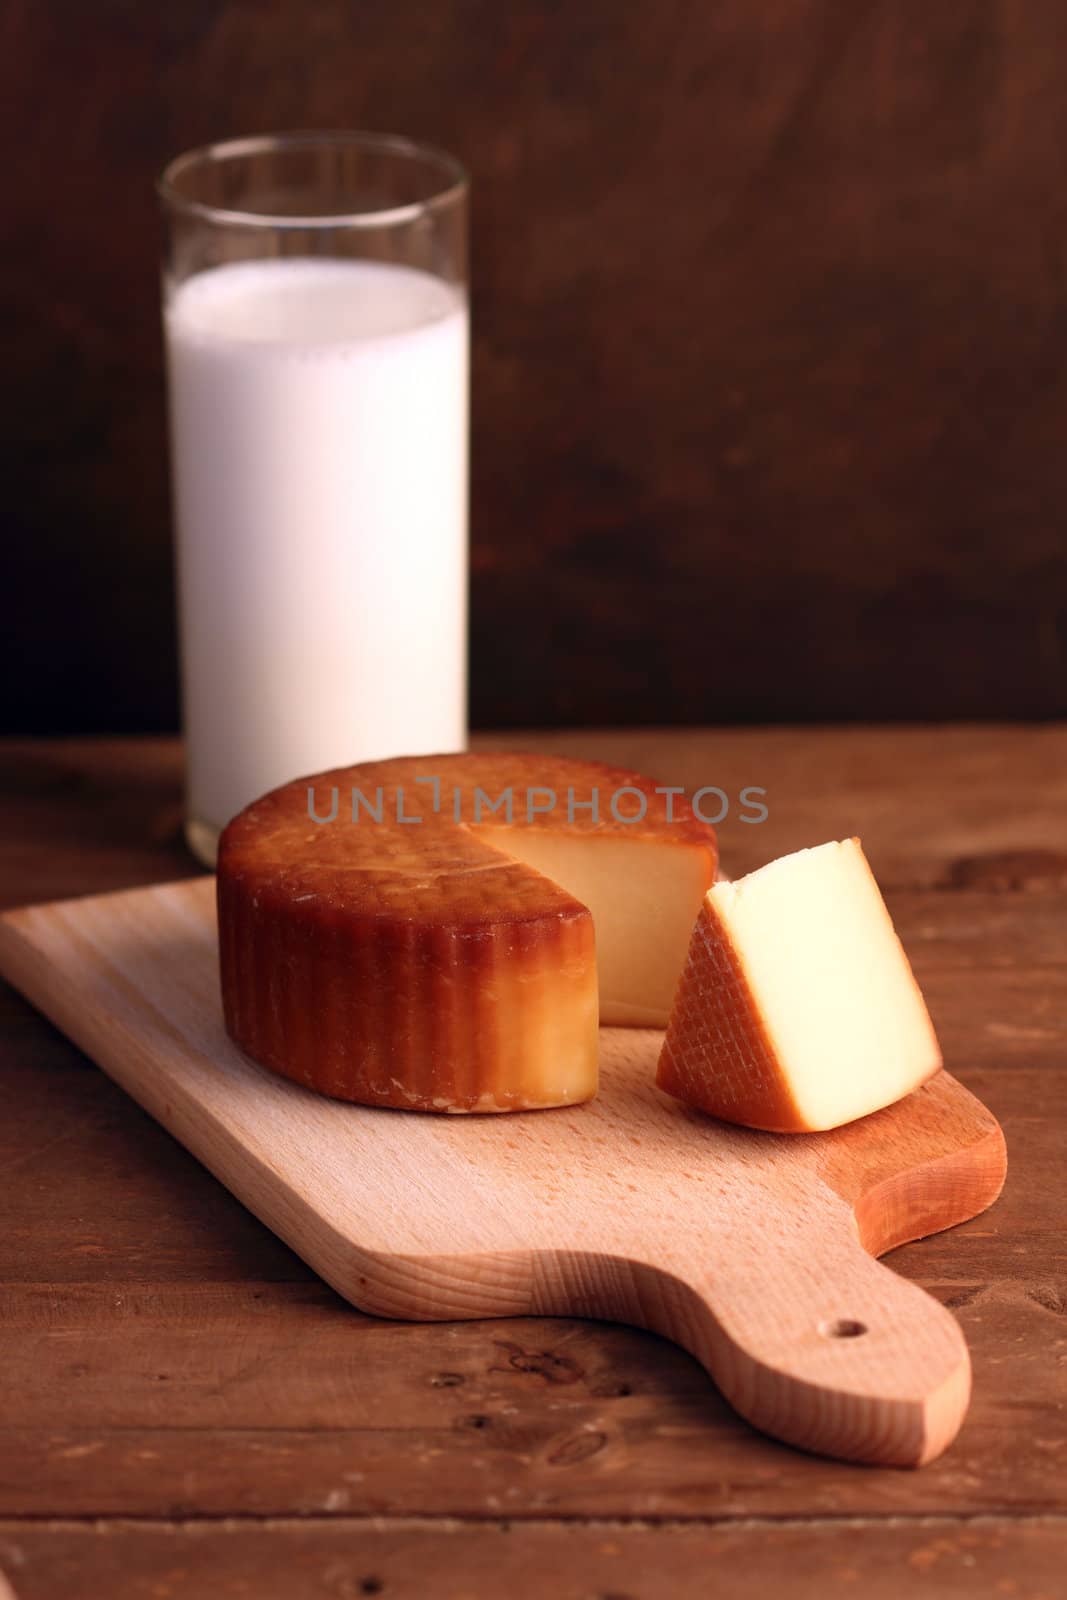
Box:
[165,257,468,848]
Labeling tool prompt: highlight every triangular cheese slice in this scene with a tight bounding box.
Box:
[656,838,942,1132]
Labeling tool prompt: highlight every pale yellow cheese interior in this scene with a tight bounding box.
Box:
[475,828,710,1026]
[710,839,941,1128]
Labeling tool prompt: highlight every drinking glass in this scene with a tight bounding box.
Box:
[159,132,469,866]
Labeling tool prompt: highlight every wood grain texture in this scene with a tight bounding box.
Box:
[6,5,1067,734]
[0,877,1005,1467]
[0,729,1062,1598]
[4,726,1065,909]
[2,1517,1067,1600]
[0,1270,1063,1521]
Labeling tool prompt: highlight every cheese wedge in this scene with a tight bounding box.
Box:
[218,753,717,1112]
[656,838,942,1132]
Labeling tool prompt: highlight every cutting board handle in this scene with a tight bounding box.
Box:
[656,1221,970,1467]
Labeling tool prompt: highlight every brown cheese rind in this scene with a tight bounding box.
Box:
[656,899,804,1130]
[218,752,717,1111]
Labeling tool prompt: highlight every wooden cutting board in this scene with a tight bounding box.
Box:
[0,877,1006,1469]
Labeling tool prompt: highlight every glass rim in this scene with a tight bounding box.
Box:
[157,130,468,230]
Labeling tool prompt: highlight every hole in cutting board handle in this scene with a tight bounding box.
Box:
[820,1318,868,1339]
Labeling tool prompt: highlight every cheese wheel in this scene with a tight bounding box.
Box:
[656,839,942,1132]
[218,753,717,1111]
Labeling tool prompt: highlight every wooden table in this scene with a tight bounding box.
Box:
[1,729,1064,1599]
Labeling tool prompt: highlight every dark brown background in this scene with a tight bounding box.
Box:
[5,0,1067,733]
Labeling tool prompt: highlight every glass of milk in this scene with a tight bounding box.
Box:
[158,133,469,866]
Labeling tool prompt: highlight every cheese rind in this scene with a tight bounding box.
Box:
[656,839,942,1132]
[218,753,717,1111]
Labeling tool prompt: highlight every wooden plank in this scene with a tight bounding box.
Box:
[1,1516,1065,1600]
[0,740,196,912]
[1,1026,1047,1292]
[0,970,1059,1515]
[2,729,1066,907]
[922,971,1067,1073]
[0,1039,1058,1519]
[479,726,1067,889]
[0,1046,314,1287]
[0,880,1008,1468]
[887,891,1067,972]
[0,731,1062,1540]
[0,1278,1062,1520]
[1,950,1057,1287]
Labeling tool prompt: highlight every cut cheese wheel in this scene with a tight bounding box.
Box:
[656,838,942,1132]
[218,753,717,1112]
